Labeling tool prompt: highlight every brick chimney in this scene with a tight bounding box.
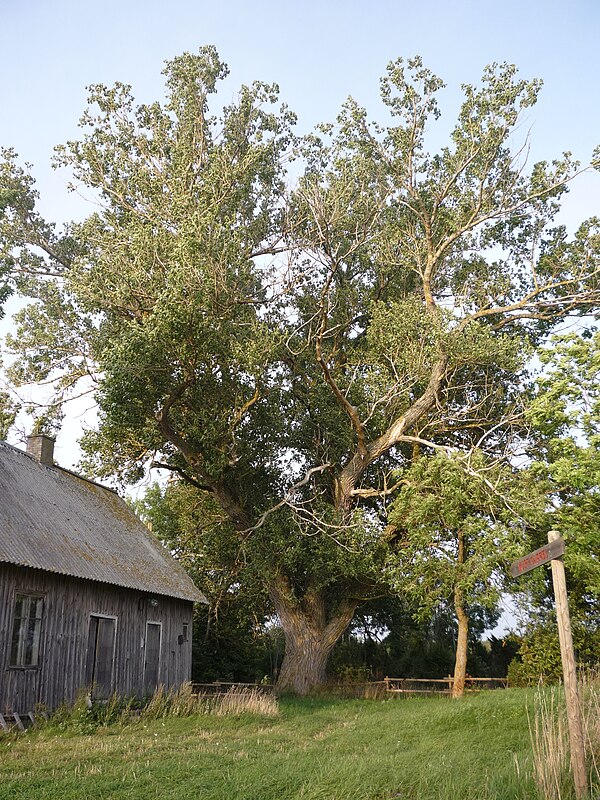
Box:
[26,434,56,466]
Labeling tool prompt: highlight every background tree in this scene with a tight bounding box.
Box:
[0,148,80,304]
[0,389,19,440]
[330,596,503,683]
[386,452,545,696]
[528,329,600,606]
[135,482,277,683]
[507,329,600,683]
[2,51,599,693]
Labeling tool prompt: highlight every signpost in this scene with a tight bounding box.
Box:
[509,537,565,577]
[510,532,588,799]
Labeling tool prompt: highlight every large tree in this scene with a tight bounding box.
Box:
[1,50,599,693]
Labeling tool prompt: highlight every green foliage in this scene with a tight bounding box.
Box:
[0,148,80,318]
[521,330,600,641]
[0,388,19,440]
[330,600,504,680]
[135,481,275,682]
[331,616,459,681]
[49,692,139,735]
[507,629,564,687]
[507,616,600,687]
[334,663,373,684]
[1,51,599,688]
[387,452,546,615]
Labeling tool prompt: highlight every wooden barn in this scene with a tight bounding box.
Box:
[0,435,206,715]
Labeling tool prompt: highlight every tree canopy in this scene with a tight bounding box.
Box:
[1,48,599,693]
[508,330,600,681]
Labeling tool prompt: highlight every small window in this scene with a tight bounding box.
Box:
[178,623,189,647]
[10,594,44,667]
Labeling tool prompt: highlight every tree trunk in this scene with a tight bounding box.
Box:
[452,587,469,698]
[269,576,356,695]
[452,529,468,699]
[275,620,334,695]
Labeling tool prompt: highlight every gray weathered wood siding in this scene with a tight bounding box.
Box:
[0,562,194,713]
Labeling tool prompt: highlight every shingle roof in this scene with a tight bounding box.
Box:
[0,441,206,603]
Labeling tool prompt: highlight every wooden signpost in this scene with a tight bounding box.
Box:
[509,537,565,577]
[510,532,588,799]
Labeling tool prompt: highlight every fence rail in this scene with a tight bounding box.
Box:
[383,677,508,695]
[191,681,274,696]
[191,677,507,698]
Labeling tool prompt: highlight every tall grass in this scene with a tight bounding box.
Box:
[582,672,600,788]
[529,673,600,799]
[46,683,278,733]
[144,682,279,718]
[211,686,279,717]
[529,688,570,799]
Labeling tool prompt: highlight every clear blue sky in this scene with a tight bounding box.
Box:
[1,0,599,471]
[2,0,599,226]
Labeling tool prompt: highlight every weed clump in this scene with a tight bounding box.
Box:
[46,683,278,733]
[210,687,279,717]
[528,672,600,799]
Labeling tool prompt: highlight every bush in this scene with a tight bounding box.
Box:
[50,692,138,734]
[507,628,564,687]
[335,665,373,684]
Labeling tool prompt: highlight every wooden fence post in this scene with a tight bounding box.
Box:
[548,531,588,799]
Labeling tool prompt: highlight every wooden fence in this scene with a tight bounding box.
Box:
[191,681,274,696]
[383,676,508,695]
[191,677,507,698]
[0,677,509,735]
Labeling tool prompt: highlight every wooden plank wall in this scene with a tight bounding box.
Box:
[0,563,194,714]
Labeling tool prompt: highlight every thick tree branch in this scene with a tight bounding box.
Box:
[150,460,214,492]
[154,381,199,466]
[241,462,333,535]
[336,354,449,509]
[314,271,369,457]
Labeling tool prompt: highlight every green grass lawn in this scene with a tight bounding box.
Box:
[0,690,546,800]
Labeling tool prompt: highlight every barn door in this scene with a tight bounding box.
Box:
[144,622,162,696]
[85,615,116,700]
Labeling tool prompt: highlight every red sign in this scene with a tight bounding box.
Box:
[510,538,565,578]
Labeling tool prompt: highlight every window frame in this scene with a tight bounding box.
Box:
[9,591,45,669]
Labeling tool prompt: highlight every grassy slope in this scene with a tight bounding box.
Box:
[0,690,540,800]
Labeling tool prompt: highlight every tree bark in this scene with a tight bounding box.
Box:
[452,529,468,699]
[452,587,469,698]
[269,576,357,695]
[335,354,448,512]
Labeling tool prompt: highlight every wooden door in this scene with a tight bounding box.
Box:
[144,622,161,696]
[85,616,116,700]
